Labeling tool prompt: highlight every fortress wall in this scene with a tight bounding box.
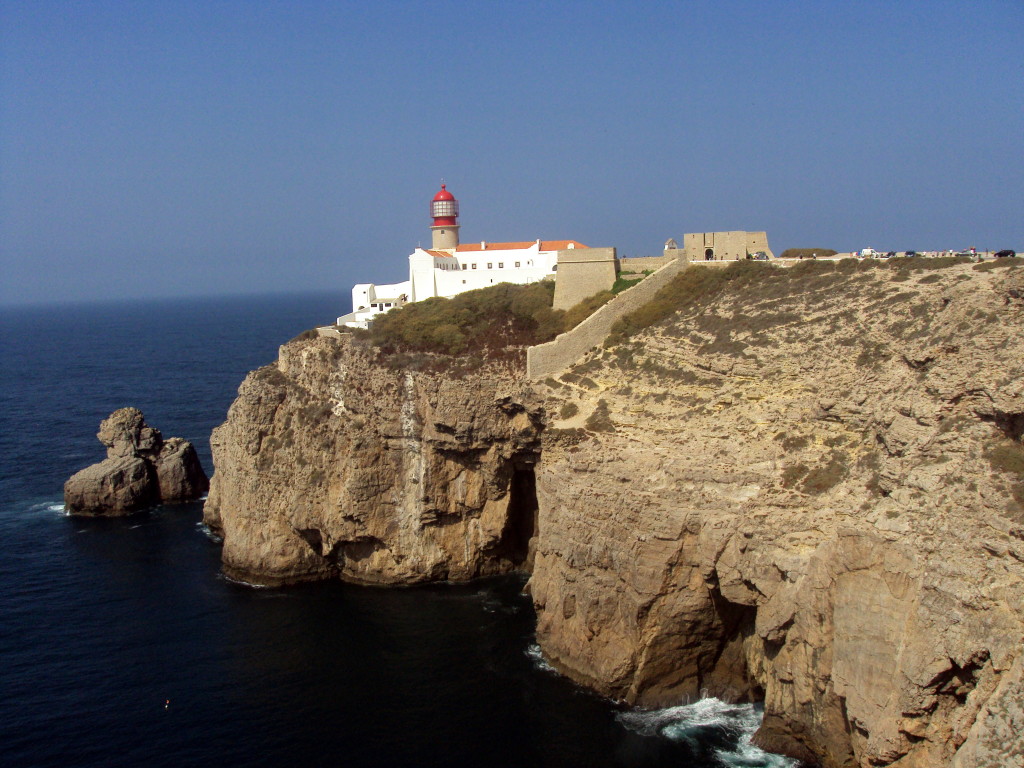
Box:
[619,254,676,272]
[528,257,690,379]
[683,231,773,262]
[553,248,618,311]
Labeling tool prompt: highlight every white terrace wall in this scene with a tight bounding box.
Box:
[527,257,690,379]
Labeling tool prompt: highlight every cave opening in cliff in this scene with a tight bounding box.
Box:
[500,464,538,569]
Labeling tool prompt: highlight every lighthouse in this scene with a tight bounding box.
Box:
[335,184,595,329]
[430,184,460,249]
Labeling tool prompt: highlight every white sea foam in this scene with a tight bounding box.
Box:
[218,572,272,589]
[525,643,557,674]
[616,697,799,767]
[195,522,223,543]
[27,501,67,515]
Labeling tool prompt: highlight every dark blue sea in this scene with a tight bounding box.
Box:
[0,293,797,768]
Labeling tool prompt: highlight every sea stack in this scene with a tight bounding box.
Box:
[64,407,209,515]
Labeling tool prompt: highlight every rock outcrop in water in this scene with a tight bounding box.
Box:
[65,408,209,515]
[205,260,1024,767]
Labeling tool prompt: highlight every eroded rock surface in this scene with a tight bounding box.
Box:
[203,342,543,586]
[64,407,209,515]
[205,261,1024,767]
[530,261,1024,767]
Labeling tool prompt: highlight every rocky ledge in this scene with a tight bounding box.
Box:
[204,259,1024,767]
[65,407,209,515]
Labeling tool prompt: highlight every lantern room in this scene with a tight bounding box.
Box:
[430,184,459,226]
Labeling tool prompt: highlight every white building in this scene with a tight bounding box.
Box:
[337,184,586,328]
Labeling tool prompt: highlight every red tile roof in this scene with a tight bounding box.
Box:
[454,240,587,252]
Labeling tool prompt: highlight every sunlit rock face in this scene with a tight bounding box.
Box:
[204,337,543,587]
[207,261,1024,767]
[528,262,1024,767]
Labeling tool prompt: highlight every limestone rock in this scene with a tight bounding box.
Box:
[527,261,1024,768]
[64,455,156,515]
[203,339,543,586]
[64,408,209,515]
[153,438,208,502]
[98,406,163,458]
[206,261,1024,767]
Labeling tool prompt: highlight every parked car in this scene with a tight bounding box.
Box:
[885,251,897,258]
[859,248,878,258]
[904,251,918,257]
[994,249,1016,258]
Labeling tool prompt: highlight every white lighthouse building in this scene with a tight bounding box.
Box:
[336,184,586,329]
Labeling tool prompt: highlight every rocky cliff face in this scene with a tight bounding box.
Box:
[204,260,1024,767]
[203,340,543,586]
[529,261,1024,767]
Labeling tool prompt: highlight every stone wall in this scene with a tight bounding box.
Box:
[683,231,773,261]
[553,247,618,310]
[619,254,676,272]
[316,326,344,339]
[527,258,689,379]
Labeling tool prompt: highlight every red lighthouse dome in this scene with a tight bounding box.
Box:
[430,184,458,227]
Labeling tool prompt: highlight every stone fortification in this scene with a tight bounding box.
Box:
[205,259,1024,767]
[552,247,618,310]
[528,256,689,379]
[683,230,773,261]
[618,254,676,272]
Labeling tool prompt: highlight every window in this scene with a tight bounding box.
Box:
[487,262,492,269]
[462,264,467,270]
[552,264,557,271]
[472,264,477,269]
[462,279,466,284]
[498,262,503,268]
[515,261,520,268]
[385,303,392,308]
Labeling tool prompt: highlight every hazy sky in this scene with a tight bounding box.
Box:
[2,1,1022,307]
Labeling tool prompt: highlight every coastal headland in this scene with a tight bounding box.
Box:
[203,258,1024,767]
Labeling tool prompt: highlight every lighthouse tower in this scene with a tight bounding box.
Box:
[430,184,460,249]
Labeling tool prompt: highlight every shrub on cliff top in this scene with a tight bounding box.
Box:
[367,280,627,358]
[606,261,768,345]
[604,255,979,347]
[369,281,557,355]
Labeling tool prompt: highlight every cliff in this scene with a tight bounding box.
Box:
[204,259,1024,767]
[203,342,543,585]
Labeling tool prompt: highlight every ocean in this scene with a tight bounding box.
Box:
[0,293,798,767]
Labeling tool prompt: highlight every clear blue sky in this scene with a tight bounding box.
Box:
[2,0,1022,306]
